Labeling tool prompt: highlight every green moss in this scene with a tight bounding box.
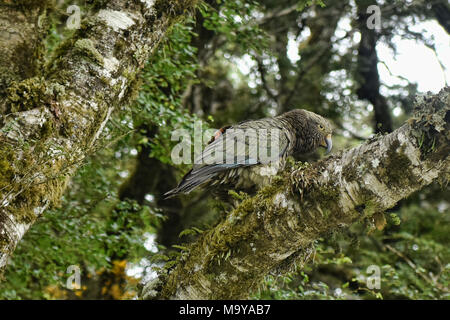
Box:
[74,38,104,66]
[384,140,414,186]
[0,146,14,190]
[13,0,52,10]
[154,0,198,17]
[256,182,282,199]
[388,213,401,226]
[319,185,340,203]
[343,163,359,181]
[40,119,56,140]
[362,199,381,216]
[47,38,76,72]
[6,77,48,113]
[5,77,66,114]
[8,161,69,224]
[88,0,109,10]
[198,179,291,267]
[228,190,248,201]
[122,74,143,105]
[114,39,127,57]
[0,133,71,225]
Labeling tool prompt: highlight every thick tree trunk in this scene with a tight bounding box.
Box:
[0,0,197,274]
[142,87,449,299]
[356,1,393,133]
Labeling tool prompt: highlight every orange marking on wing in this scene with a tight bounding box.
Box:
[208,126,230,144]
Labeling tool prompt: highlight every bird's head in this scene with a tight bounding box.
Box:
[308,111,333,153]
[281,109,333,154]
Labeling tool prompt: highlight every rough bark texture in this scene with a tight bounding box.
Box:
[0,1,48,111]
[142,87,449,300]
[0,0,197,273]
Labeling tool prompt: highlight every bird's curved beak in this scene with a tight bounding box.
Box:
[320,134,332,153]
[326,134,332,153]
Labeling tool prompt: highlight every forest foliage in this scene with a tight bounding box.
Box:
[0,0,448,299]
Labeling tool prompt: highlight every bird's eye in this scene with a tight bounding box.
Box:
[318,124,324,130]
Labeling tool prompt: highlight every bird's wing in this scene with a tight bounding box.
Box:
[164,120,290,198]
[195,119,289,168]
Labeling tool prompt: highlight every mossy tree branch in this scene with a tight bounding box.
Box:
[0,1,52,110]
[0,0,197,273]
[142,87,450,300]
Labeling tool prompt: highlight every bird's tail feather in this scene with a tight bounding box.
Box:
[163,173,213,199]
[163,164,239,199]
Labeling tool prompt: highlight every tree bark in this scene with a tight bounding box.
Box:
[0,1,48,111]
[356,1,393,133]
[431,1,450,34]
[142,87,449,299]
[0,0,197,274]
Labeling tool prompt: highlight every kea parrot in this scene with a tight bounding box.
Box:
[164,109,333,198]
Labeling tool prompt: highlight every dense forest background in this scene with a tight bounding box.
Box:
[0,0,448,299]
